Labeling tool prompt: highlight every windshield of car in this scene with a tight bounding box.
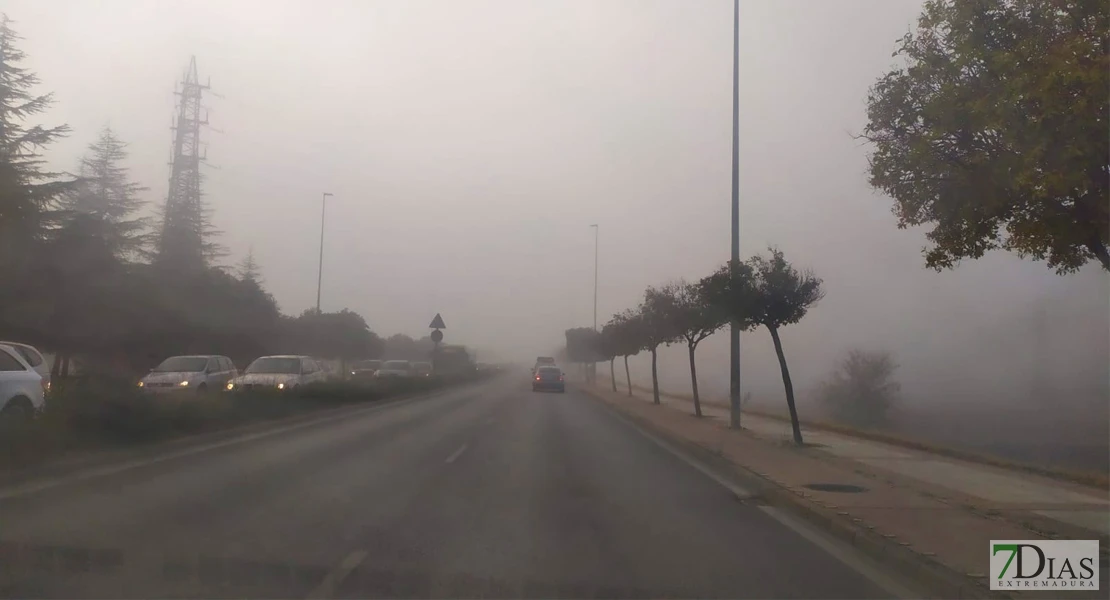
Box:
[152,356,207,372]
[353,360,381,370]
[537,366,561,376]
[245,357,301,374]
[382,360,410,370]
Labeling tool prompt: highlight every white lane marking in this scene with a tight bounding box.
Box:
[0,388,462,501]
[445,443,469,464]
[595,399,920,600]
[306,549,367,599]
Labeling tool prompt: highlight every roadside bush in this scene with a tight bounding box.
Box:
[0,370,494,469]
[818,349,900,428]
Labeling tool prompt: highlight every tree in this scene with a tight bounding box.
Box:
[597,322,620,392]
[661,280,727,417]
[639,286,680,405]
[819,349,901,428]
[0,15,75,347]
[862,0,1109,274]
[748,249,824,445]
[701,260,759,427]
[57,126,149,261]
[605,310,643,396]
[237,247,263,287]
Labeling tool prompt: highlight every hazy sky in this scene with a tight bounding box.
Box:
[7,0,1108,405]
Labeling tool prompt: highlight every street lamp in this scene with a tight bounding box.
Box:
[590,224,599,331]
[316,192,333,312]
[728,0,742,429]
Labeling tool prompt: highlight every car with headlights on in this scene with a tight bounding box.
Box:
[412,361,433,377]
[349,359,381,381]
[138,355,237,394]
[225,355,327,392]
[374,360,413,379]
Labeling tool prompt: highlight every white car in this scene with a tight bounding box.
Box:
[374,360,414,379]
[0,343,46,421]
[226,355,328,392]
[0,341,50,394]
[138,355,238,394]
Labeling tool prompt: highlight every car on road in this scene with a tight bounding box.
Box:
[0,343,46,422]
[226,355,327,391]
[532,365,565,393]
[375,360,414,379]
[533,356,556,374]
[0,341,50,395]
[138,355,238,394]
[350,359,382,381]
[412,361,433,377]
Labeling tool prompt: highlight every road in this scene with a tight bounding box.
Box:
[0,374,907,599]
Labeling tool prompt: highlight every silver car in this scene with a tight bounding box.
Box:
[375,360,414,379]
[226,355,328,392]
[139,355,238,394]
[0,341,50,394]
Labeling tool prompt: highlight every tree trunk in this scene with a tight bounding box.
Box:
[650,347,660,404]
[624,355,632,396]
[50,353,62,378]
[60,354,71,378]
[688,342,702,417]
[609,358,617,392]
[768,325,803,445]
[1089,236,1110,272]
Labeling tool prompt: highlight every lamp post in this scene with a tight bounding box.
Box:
[590,223,599,384]
[316,192,333,312]
[728,0,742,429]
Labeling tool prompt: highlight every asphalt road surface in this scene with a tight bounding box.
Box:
[0,375,908,599]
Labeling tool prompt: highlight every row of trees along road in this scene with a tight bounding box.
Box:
[0,15,390,376]
[574,248,822,446]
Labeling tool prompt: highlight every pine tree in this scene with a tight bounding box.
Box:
[0,14,73,246]
[58,126,150,260]
[237,246,263,286]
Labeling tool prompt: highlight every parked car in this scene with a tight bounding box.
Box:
[412,361,433,377]
[350,359,382,381]
[0,343,45,421]
[532,365,565,393]
[138,355,238,394]
[226,355,328,391]
[375,360,413,379]
[0,341,50,394]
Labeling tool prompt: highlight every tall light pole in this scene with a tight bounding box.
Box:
[728,0,742,429]
[590,224,599,331]
[590,223,599,385]
[316,192,333,313]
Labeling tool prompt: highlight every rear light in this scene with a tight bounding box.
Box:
[559,376,564,381]
[535,376,541,381]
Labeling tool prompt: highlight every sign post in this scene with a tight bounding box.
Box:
[429,313,446,373]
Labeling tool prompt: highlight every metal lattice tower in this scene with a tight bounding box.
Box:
[156,56,210,272]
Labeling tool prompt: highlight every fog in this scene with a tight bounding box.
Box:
[8,0,1108,444]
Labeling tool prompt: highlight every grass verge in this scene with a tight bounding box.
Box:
[0,371,492,471]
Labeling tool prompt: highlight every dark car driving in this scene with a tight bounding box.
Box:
[532,365,565,393]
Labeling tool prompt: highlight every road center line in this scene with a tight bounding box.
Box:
[306,549,367,599]
[445,443,468,464]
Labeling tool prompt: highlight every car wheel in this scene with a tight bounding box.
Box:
[0,396,34,426]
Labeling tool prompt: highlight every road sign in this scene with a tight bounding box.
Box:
[429,313,446,329]
[430,329,443,343]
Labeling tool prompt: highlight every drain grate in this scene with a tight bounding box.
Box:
[803,483,867,493]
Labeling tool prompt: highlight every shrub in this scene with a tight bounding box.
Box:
[818,349,900,428]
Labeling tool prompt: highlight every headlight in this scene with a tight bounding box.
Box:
[178,380,190,387]
[276,382,285,390]
[137,381,144,388]
[226,382,235,391]
[351,371,356,375]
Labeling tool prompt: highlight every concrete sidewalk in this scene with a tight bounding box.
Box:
[649,389,1109,537]
[588,383,1109,599]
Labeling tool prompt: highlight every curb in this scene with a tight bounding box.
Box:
[580,386,1008,600]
